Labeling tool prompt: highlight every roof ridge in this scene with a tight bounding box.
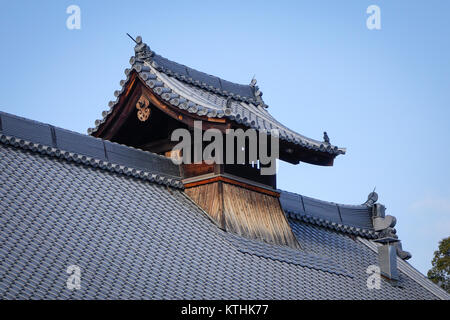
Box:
[279,189,370,208]
[0,111,174,163]
[0,111,183,189]
[133,36,265,106]
[0,133,183,189]
[279,189,378,238]
[286,209,377,238]
[281,189,414,260]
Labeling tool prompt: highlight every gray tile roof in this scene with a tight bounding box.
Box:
[288,220,449,300]
[1,111,447,300]
[358,237,450,300]
[279,191,418,262]
[88,37,346,157]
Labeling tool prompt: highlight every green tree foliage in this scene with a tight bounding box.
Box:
[427,236,450,293]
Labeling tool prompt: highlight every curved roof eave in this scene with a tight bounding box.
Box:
[88,36,346,158]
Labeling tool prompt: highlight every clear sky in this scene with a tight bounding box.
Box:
[1,0,449,276]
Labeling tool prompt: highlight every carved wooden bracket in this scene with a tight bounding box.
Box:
[136,95,151,122]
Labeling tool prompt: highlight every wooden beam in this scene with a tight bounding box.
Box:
[184,175,280,198]
[93,72,138,139]
[139,139,178,153]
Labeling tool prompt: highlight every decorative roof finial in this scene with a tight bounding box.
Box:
[250,75,257,87]
[323,131,330,144]
[126,33,138,44]
[133,35,154,60]
[363,188,378,206]
[250,78,268,108]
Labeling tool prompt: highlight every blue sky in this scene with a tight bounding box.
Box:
[1,0,449,275]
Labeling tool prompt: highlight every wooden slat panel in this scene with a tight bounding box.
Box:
[184,182,224,228]
[185,181,300,249]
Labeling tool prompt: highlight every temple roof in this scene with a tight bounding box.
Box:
[1,111,449,300]
[88,36,346,159]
